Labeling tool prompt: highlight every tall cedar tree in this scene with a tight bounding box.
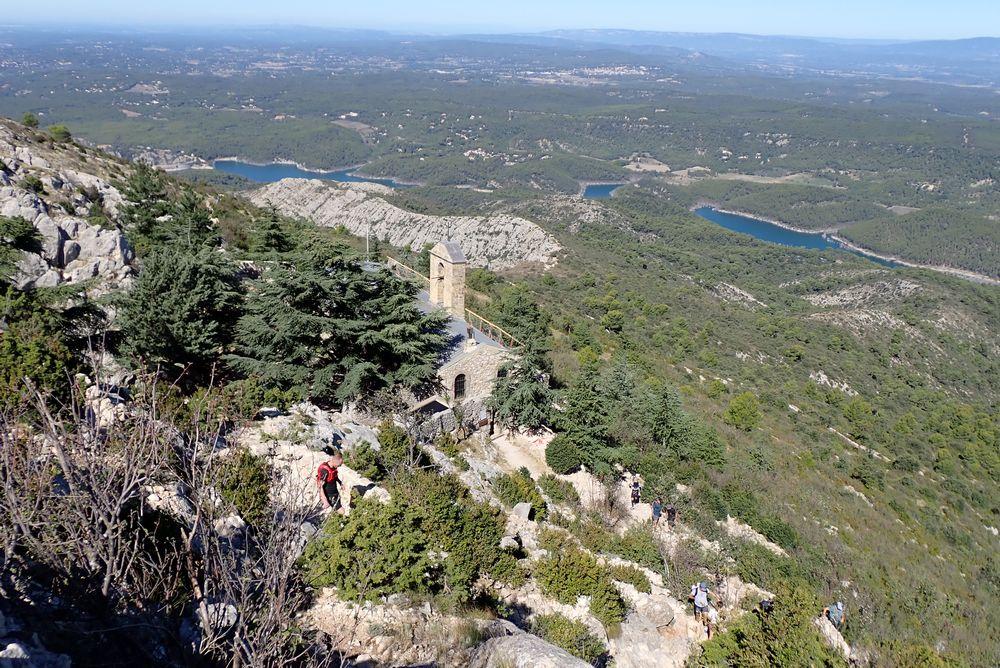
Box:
[489,357,553,432]
[487,286,554,430]
[118,163,172,255]
[226,248,448,405]
[118,246,241,380]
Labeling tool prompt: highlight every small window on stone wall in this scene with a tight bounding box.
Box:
[454,374,467,401]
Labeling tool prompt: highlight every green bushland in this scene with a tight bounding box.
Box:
[216,447,272,527]
[607,564,652,594]
[531,613,607,665]
[691,580,847,667]
[493,468,548,521]
[538,473,580,505]
[302,470,520,606]
[534,547,627,628]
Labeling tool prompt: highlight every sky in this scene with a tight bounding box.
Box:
[4,0,998,41]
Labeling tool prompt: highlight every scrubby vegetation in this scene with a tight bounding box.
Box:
[493,467,548,520]
[534,547,628,628]
[531,613,607,665]
[302,471,520,606]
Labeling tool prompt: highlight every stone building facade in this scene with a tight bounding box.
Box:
[413,242,516,430]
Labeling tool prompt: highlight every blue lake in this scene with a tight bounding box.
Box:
[694,206,899,268]
[583,183,625,199]
[213,159,409,188]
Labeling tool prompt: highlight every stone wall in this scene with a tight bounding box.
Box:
[438,343,511,405]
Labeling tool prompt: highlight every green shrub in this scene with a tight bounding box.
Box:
[22,112,39,128]
[435,431,461,459]
[302,497,430,601]
[588,578,628,628]
[724,392,762,431]
[693,579,847,667]
[377,420,416,471]
[546,434,585,474]
[535,548,627,628]
[48,125,72,142]
[0,289,73,410]
[493,468,548,520]
[538,473,580,505]
[21,175,45,194]
[608,563,652,593]
[347,440,384,481]
[302,471,511,605]
[755,515,799,551]
[538,527,577,553]
[216,447,272,526]
[532,613,607,664]
[850,461,885,491]
[609,526,663,572]
[566,517,615,554]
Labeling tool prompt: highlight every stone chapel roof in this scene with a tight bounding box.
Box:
[431,241,467,264]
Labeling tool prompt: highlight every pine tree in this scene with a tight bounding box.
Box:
[488,357,553,431]
[118,245,241,380]
[118,163,171,254]
[0,216,41,283]
[227,248,447,405]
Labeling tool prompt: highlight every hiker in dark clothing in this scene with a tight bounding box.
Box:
[652,497,663,526]
[630,479,641,507]
[316,447,345,515]
[823,601,847,631]
[666,502,677,529]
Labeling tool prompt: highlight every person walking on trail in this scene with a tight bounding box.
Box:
[652,497,663,526]
[689,581,719,622]
[824,601,847,631]
[316,447,346,515]
[666,501,677,530]
[630,478,641,507]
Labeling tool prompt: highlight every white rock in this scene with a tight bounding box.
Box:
[511,502,533,520]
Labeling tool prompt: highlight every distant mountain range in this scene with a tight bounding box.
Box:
[538,30,1000,85]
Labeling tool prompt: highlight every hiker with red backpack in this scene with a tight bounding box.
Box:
[316,447,346,515]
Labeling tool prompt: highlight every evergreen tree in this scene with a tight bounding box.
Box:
[118,246,241,380]
[227,248,447,405]
[488,358,553,432]
[555,361,611,470]
[167,189,219,249]
[119,163,171,254]
[0,216,41,283]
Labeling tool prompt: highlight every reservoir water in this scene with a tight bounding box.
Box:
[694,206,899,268]
[583,183,625,199]
[213,159,408,188]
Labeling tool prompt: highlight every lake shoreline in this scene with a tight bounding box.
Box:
[211,157,424,188]
[691,202,1000,286]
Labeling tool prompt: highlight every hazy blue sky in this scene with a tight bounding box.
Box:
[4,0,998,40]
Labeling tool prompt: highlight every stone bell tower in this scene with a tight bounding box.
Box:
[429,241,466,318]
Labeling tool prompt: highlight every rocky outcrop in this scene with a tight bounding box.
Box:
[0,610,70,668]
[246,178,560,269]
[468,621,590,668]
[1,119,134,292]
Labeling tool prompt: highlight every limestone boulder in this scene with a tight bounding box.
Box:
[467,621,590,668]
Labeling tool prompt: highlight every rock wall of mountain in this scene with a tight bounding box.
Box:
[0,120,134,292]
[246,178,560,269]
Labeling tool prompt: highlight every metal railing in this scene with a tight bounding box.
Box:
[384,256,523,350]
[463,309,523,349]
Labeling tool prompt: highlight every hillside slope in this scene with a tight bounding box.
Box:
[247,178,561,269]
